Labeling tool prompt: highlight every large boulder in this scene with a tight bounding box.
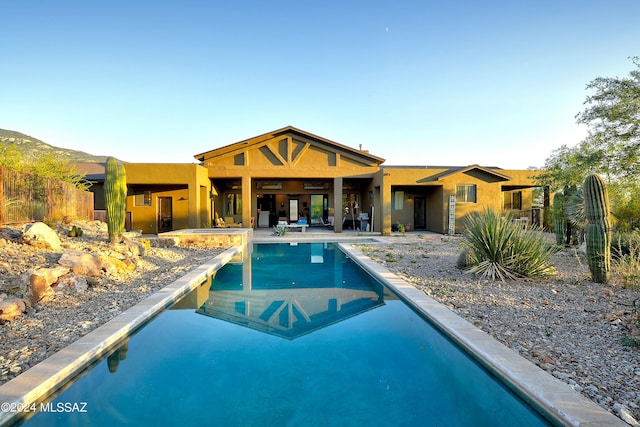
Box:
[27,265,69,304]
[22,222,62,251]
[58,250,103,277]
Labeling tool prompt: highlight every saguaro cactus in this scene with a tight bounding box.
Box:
[552,191,566,245]
[104,157,127,243]
[583,174,611,283]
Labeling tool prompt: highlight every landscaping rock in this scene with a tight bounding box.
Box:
[0,298,27,321]
[155,237,180,247]
[58,250,102,277]
[616,404,639,426]
[31,266,70,287]
[55,273,89,293]
[99,254,136,275]
[26,267,69,304]
[21,222,62,251]
[122,236,145,257]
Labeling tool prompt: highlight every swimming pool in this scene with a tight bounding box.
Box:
[18,242,553,426]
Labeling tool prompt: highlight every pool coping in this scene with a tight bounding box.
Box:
[338,243,626,427]
[0,245,243,427]
[0,239,626,426]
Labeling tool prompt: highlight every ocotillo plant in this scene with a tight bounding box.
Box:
[583,174,611,283]
[104,157,127,243]
[552,191,566,245]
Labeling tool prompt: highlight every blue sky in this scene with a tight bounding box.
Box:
[2,1,639,169]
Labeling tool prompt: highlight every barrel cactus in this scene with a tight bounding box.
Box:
[583,174,611,283]
[104,157,127,243]
[552,191,566,245]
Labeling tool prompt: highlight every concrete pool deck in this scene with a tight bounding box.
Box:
[0,230,627,426]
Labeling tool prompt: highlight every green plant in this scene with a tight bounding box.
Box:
[104,157,127,243]
[273,224,287,236]
[583,174,612,283]
[611,231,640,259]
[621,335,639,348]
[612,232,640,289]
[67,225,83,237]
[621,297,640,347]
[552,191,566,245]
[138,238,151,250]
[461,208,557,281]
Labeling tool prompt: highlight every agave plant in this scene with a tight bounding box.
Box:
[461,208,557,281]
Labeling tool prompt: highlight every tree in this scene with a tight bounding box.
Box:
[576,57,640,181]
[537,58,640,228]
[0,143,90,190]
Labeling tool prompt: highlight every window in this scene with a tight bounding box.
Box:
[392,191,404,210]
[512,191,522,210]
[503,191,522,210]
[456,185,476,203]
[134,191,152,206]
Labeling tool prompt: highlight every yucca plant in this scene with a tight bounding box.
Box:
[461,208,557,281]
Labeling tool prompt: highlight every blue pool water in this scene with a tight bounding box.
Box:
[24,243,551,426]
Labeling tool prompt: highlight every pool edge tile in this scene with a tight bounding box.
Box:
[0,245,242,427]
[340,243,626,427]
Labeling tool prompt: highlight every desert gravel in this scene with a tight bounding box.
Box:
[359,232,640,425]
[1,224,639,425]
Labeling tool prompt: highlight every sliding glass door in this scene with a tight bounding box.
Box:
[310,194,327,225]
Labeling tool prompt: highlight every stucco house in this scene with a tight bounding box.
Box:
[81,126,545,235]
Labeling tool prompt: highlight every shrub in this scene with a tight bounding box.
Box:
[611,231,640,259]
[273,224,287,236]
[461,208,557,281]
[612,232,640,289]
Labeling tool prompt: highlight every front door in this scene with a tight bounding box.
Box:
[414,197,426,230]
[158,197,173,232]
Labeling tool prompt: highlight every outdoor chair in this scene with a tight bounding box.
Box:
[320,217,333,228]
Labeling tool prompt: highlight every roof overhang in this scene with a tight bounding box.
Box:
[194,126,385,166]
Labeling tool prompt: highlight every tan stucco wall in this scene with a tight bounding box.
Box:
[374,167,543,234]
[124,163,211,233]
[201,134,380,227]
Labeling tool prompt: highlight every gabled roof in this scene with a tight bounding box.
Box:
[194,125,385,165]
[417,164,512,183]
[197,287,385,340]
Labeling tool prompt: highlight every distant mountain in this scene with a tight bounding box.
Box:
[0,129,112,163]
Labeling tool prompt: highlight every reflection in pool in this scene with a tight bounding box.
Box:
[25,243,550,426]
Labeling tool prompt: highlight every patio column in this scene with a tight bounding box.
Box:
[381,177,392,235]
[242,175,252,228]
[333,177,343,233]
